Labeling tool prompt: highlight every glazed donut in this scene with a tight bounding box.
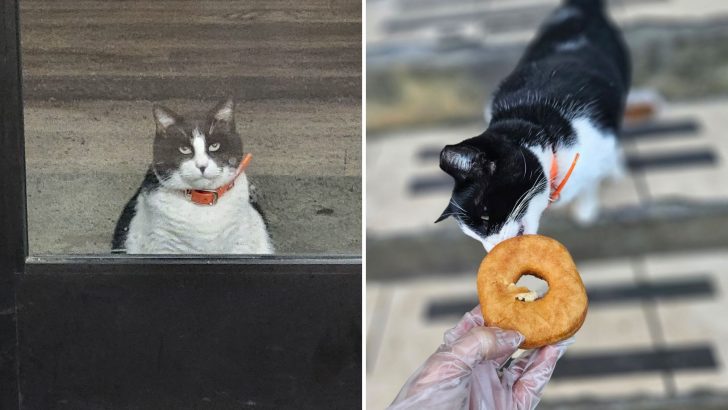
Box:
[477,234,588,349]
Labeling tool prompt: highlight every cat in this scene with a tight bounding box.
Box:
[436,0,631,252]
[112,97,275,254]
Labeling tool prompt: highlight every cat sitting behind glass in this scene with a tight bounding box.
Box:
[112,97,274,254]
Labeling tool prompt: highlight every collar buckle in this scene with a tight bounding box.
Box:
[207,191,219,206]
[185,189,219,206]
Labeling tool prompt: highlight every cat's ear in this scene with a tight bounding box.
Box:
[153,104,179,134]
[434,203,454,223]
[440,145,495,180]
[210,97,235,123]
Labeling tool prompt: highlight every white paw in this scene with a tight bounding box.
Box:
[609,163,627,182]
[572,201,599,225]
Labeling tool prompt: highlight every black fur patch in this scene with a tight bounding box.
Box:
[111,169,160,253]
[247,181,269,228]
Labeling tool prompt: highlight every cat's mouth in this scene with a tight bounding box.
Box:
[483,223,526,252]
[185,175,225,190]
[184,169,237,190]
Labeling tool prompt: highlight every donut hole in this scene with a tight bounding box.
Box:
[515,274,549,301]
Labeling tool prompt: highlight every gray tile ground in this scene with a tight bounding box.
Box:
[642,250,728,395]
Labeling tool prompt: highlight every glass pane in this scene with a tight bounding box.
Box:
[21,0,361,255]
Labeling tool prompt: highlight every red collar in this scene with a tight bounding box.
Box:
[184,153,252,206]
[549,151,580,204]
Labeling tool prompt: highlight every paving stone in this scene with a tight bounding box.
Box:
[544,373,666,401]
[641,250,728,395]
[366,274,476,410]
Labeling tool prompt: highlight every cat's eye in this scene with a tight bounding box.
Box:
[209,142,221,152]
[481,215,489,221]
[178,146,192,154]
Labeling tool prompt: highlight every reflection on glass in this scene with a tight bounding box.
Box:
[22,0,361,255]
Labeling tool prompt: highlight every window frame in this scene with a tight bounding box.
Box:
[0,0,362,407]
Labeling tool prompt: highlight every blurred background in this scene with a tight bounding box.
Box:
[21,0,361,255]
[367,0,728,408]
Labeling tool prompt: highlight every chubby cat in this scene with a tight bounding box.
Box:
[437,0,630,251]
[112,98,274,254]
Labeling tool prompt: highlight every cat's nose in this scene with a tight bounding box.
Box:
[198,165,207,174]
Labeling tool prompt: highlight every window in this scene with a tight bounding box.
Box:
[0,0,362,407]
[21,0,361,256]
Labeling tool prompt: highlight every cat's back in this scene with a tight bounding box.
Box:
[491,0,630,132]
[498,0,628,94]
[518,0,630,87]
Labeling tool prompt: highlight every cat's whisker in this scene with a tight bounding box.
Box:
[519,149,527,177]
[507,178,542,226]
[449,199,465,212]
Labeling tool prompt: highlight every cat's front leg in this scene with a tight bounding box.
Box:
[571,184,600,225]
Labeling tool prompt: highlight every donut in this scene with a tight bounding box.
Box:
[477,234,588,349]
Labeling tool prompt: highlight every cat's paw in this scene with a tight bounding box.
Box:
[572,201,599,225]
[572,186,600,225]
[609,158,627,183]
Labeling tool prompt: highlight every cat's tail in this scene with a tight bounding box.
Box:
[563,0,604,13]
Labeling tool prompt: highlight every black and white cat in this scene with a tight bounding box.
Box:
[436,0,630,251]
[112,98,274,254]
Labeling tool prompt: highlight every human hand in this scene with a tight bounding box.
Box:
[388,306,573,410]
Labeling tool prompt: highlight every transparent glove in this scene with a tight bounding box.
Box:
[388,306,573,410]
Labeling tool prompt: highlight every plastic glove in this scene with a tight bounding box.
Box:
[388,306,573,410]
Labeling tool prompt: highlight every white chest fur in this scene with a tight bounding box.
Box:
[125,174,274,254]
[547,116,622,204]
[526,116,623,225]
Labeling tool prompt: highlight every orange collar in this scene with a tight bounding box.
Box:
[549,151,580,204]
[184,153,252,206]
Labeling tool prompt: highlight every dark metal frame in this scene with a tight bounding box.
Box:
[0,1,362,408]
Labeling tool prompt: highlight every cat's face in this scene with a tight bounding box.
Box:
[151,98,244,191]
[436,134,549,251]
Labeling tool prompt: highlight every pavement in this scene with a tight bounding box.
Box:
[367,0,728,52]
[21,0,362,255]
[366,99,728,408]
